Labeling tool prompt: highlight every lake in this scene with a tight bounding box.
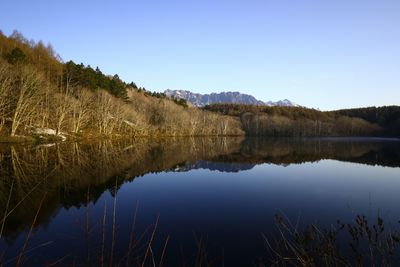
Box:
[1,137,400,266]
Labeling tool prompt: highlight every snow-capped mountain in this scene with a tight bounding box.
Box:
[164,89,300,107]
[266,99,300,107]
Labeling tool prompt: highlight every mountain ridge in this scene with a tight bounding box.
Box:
[164,89,300,107]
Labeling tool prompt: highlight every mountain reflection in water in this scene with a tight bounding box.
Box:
[0,137,399,266]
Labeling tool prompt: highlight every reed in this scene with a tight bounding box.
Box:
[264,214,400,266]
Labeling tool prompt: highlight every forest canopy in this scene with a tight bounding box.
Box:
[204,104,400,137]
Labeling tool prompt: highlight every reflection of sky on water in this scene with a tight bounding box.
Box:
[1,138,400,266]
[107,159,400,265]
[119,159,400,228]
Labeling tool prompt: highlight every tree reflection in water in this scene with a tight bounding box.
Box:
[0,137,399,265]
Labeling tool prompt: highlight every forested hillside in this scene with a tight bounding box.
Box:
[331,106,400,136]
[204,104,399,137]
[0,30,243,140]
[1,30,397,140]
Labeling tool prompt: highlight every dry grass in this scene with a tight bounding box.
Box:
[264,214,400,267]
[0,180,168,267]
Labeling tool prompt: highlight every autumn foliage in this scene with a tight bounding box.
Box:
[0,31,243,138]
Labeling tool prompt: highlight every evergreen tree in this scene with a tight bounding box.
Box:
[5,47,27,64]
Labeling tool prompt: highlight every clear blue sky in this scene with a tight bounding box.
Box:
[1,0,399,110]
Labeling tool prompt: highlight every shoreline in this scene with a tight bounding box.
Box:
[1,134,399,145]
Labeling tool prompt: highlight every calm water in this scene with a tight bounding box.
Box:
[0,137,400,266]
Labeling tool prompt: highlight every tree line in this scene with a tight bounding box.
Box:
[0,30,243,139]
[2,30,397,139]
[331,106,400,136]
[203,104,399,137]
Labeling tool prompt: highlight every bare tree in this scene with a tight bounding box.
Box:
[219,117,229,135]
[0,62,12,133]
[94,90,114,135]
[105,97,128,135]
[9,66,46,136]
[50,92,70,135]
[71,89,93,134]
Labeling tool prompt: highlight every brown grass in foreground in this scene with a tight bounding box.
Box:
[265,214,400,267]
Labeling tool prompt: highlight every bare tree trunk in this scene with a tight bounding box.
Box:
[0,64,12,133]
[10,67,46,136]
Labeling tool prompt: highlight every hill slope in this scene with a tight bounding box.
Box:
[204,103,400,137]
[0,30,244,139]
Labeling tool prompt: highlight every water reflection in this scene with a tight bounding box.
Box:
[1,137,399,240]
[0,137,244,239]
[0,137,399,265]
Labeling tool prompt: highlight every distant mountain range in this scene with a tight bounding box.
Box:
[164,89,300,107]
[172,160,256,173]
